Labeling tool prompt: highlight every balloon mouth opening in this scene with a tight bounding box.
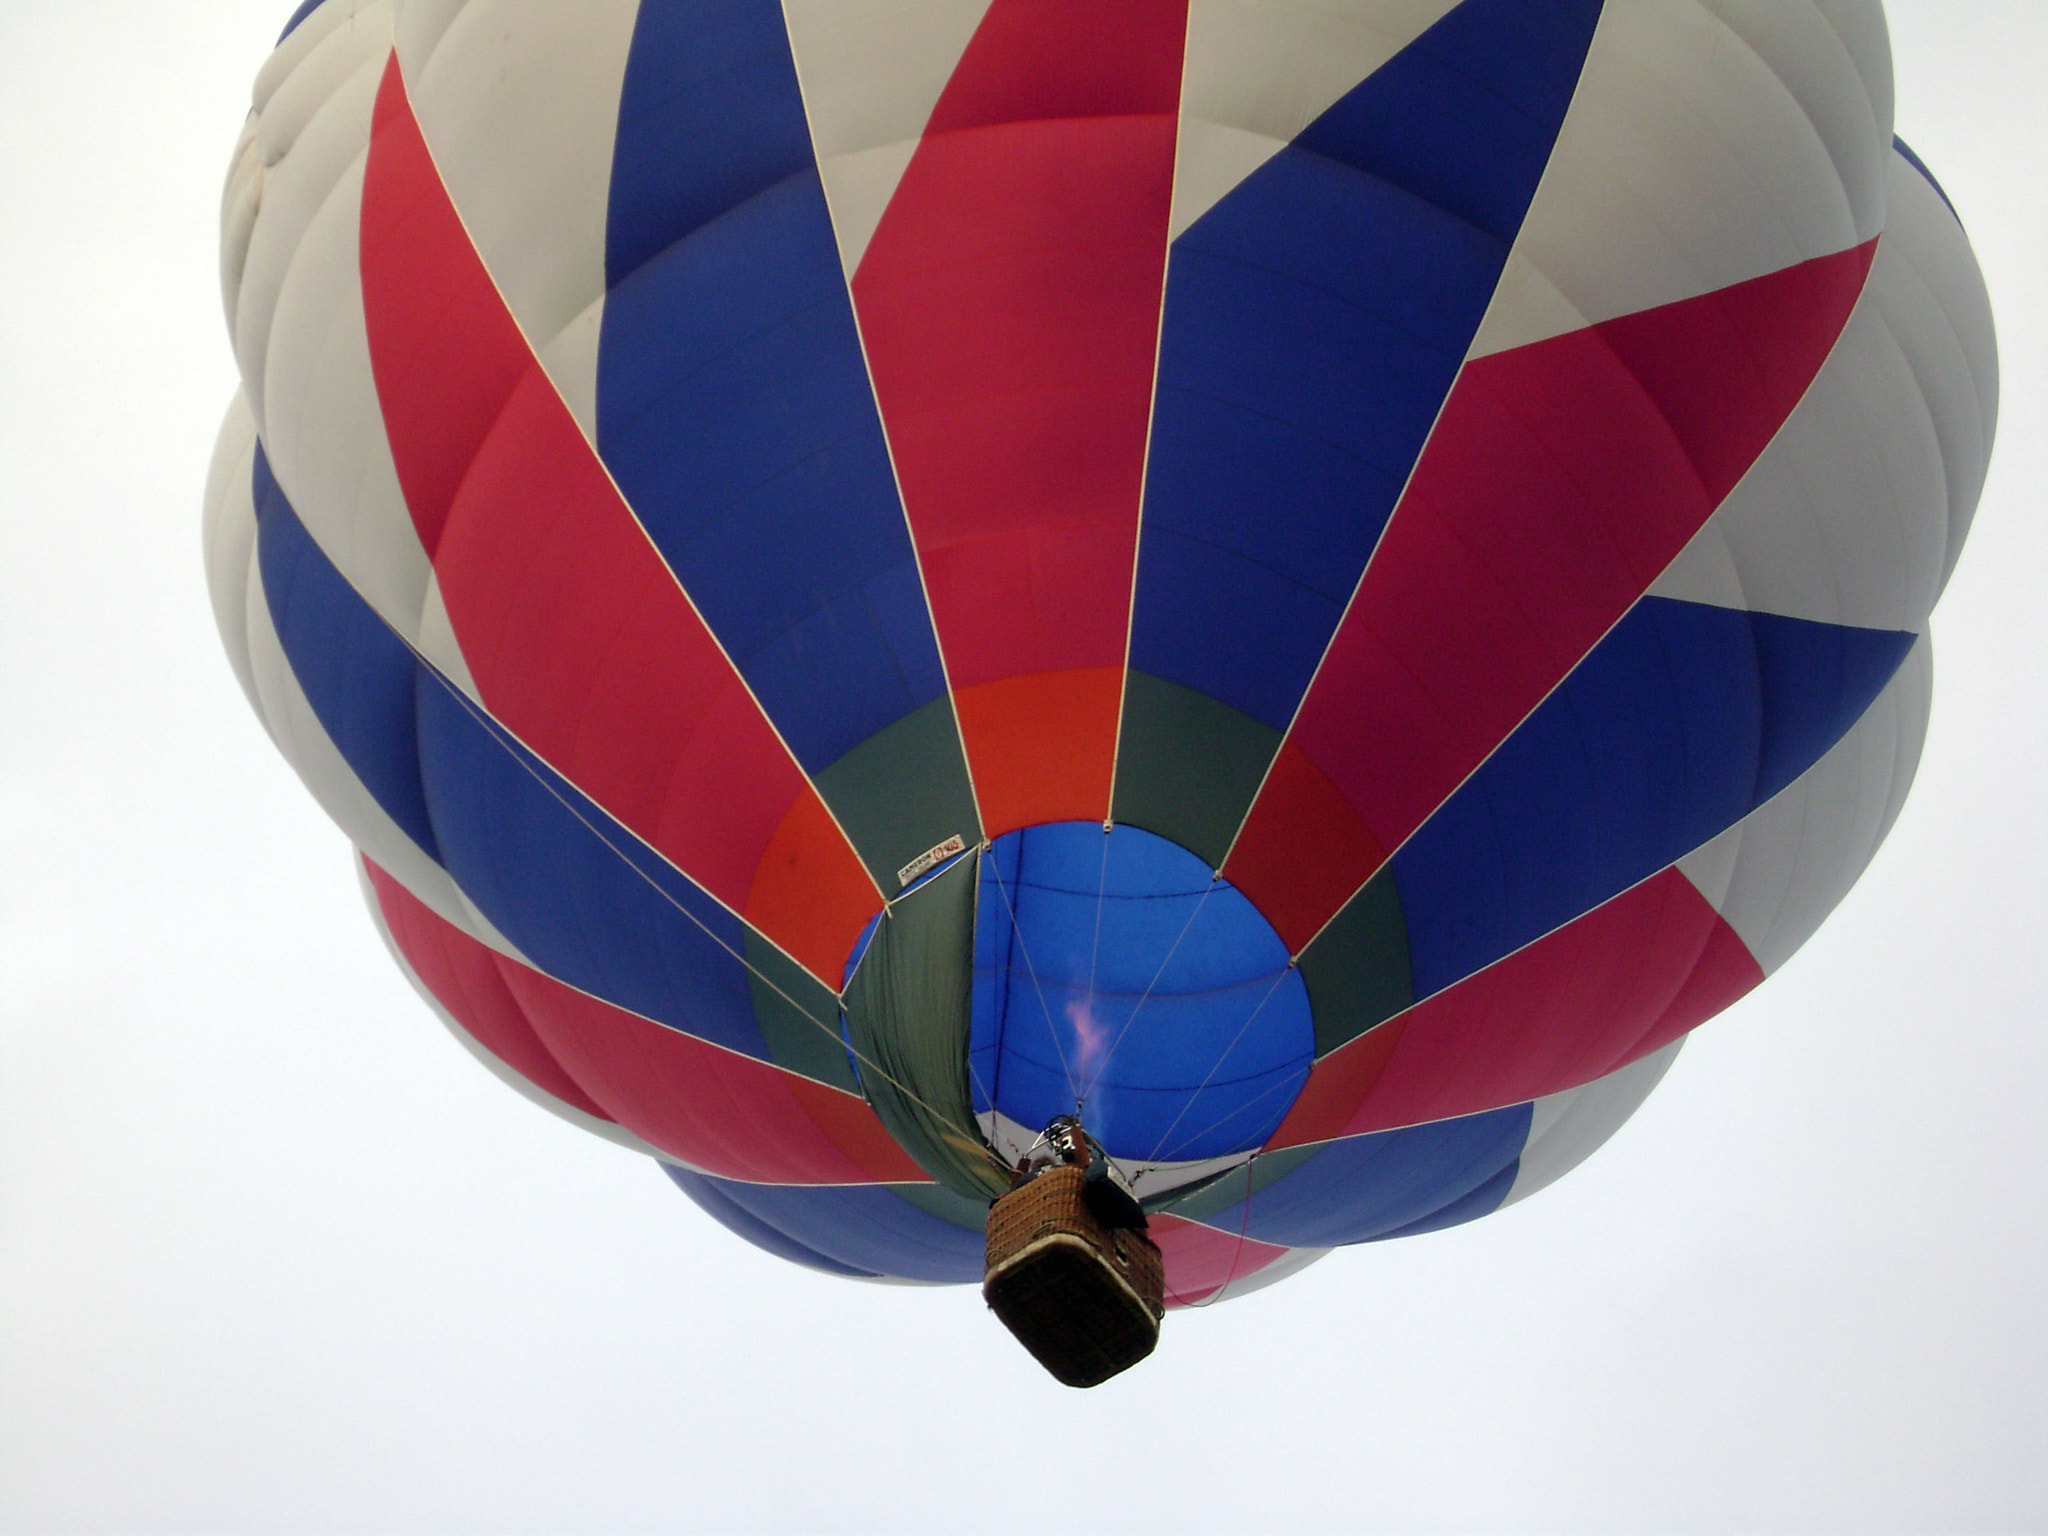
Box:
[967,822,1314,1175]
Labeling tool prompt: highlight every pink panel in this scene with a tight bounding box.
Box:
[1226,243,1878,950]
[495,958,931,1187]
[851,0,1187,826]
[1267,867,1764,1149]
[1149,1213,1288,1309]
[360,58,880,984]
[365,857,612,1121]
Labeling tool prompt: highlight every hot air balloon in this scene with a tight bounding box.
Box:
[205,0,1996,1382]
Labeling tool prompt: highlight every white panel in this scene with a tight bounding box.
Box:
[415,573,481,702]
[1499,1040,1684,1207]
[1677,636,1931,975]
[232,38,388,435]
[202,393,264,720]
[1649,149,1997,630]
[535,293,607,446]
[253,1,394,173]
[244,556,525,965]
[1875,152,2000,589]
[359,860,667,1160]
[389,0,470,78]
[1648,255,1942,629]
[259,154,440,657]
[782,0,994,277]
[252,0,374,118]
[396,0,641,431]
[1170,0,1462,240]
[228,0,389,350]
[1471,0,1893,358]
[242,58,482,699]
[220,115,265,337]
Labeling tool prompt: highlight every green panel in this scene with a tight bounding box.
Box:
[841,853,1010,1200]
[746,931,859,1092]
[814,696,983,892]
[888,1181,991,1234]
[1296,867,1414,1057]
[1156,1146,1320,1224]
[1111,672,1282,868]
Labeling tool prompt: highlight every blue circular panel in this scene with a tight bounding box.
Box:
[968,823,1314,1162]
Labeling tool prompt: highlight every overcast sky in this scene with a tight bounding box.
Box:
[2,4,2044,1532]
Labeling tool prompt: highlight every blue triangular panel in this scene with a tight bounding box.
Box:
[1393,598,1918,1000]
[1127,0,1607,732]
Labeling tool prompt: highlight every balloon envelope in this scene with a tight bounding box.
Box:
[207,0,1996,1301]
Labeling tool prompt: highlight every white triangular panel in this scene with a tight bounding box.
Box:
[1500,1039,1684,1208]
[782,0,996,277]
[1676,637,1931,977]
[260,155,436,653]
[1471,0,1893,358]
[1170,0,1463,240]
[1649,152,1997,632]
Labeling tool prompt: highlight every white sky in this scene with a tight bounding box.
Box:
[2,4,2044,1532]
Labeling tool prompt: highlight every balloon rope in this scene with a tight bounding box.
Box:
[981,845,1078,1104]
[417,666,972,1131]
[1077,875,1220,1111]
[1170,1156,1260,1311]
[1143,964,1292,1163]
[1150,1065,1305,1168]
[1076,824,1113,1114]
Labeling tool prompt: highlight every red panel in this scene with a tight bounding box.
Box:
[495,959,931,1186]
[851,0,1187,822]
[360,56,528,557]
[359,61,880,985]
[1267,867,1764,1149]
[1219,744,1385,953]
[1149,1213,1288,1309]
[1226,244,1878,949]
[365,857,612,1121]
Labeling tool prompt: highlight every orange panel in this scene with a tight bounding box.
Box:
[954,667,1122,836]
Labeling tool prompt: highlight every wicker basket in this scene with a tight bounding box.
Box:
[983,1165,1165,1387]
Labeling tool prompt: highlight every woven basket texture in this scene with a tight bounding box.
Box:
[983,1166,1164,1387]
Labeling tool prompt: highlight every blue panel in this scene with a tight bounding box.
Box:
[413,672,779,1064]
[252,465,777,1061]
[1293,0,1607,246]
[970,824,1314,1163]
[1128,0,1604,730]
[605,0,818,289]
[1371,1157,1520,1241]
[1750,611,1919,803]
[254,453,788,1063]
[665,1171,985,1284]
[276,0,325,43]
[600,9,946,773]
[252,424,831,1074]
[665,1166,878,1278]
[251,446,440,863]
[1201,1104,1531,1248]
[1395,597,1918,1000]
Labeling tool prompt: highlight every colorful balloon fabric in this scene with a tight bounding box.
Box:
[206,0,1996,1302]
